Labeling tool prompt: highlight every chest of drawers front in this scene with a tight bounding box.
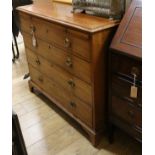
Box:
[18,8,117,145]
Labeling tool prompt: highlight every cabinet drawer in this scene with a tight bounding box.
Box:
[26,49,92,105]
[29,66,92,127]
[111,53,142,81]
[23,33,91,84]
[20,13,91,61]
[112,75,142,106]
[111,95,135,124]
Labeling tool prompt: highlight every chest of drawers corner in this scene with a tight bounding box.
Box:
[17,2,119,146]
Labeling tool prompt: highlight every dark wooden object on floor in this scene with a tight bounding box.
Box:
[12,32,19,62]
[109,0,142,143]
[12,111,27,155]
[17,1,119,146]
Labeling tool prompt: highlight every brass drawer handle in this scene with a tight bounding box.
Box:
[128,110,134,118]
[30,25,36,34]
[64,37,71,48]
[48,45,51,49]
[68,79,75,88]
[65,57,72,67]
[30,25,37,47]
[35,59,40,65]
[70,101,76,108]
[38,77,43,83]
[131,67,139,77]
[48,44,54,49]
[138,103,142,108]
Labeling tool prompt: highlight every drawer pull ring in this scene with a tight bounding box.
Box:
[30,25,36,33]
[64,38,71,48]
[128,110,134,118]
[48,44,54,49]
[48,45,51,49]
[131,67,139,77]
[35,59,40,65]
[68,79,75,88]
[38,77,43,83]
[65,57,72,67]
[70,102,76,108]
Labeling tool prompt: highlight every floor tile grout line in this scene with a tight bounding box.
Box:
[20,112,57,131]
[26,123,68,149]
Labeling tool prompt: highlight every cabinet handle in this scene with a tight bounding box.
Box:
[48,44,54,49]
[65,57,72,67]
[30,25,36,34]
[131,67,139,77]
[128,110,134,118]
[138,103,142,108]
[38,77,43,83]
[70,101,76,108]
[68,79,75,88]
[35,59,40,65]
[64,37,71,48]
[48,45,51,49]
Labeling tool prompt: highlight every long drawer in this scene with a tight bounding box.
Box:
[23,33,91,84]
[26,48,92,106]
[111,95,135,125]
[112,75,142,107]
[112,95,142,127]
[111,95,142,141]
[29,65,92,127]
[19,12,91,61]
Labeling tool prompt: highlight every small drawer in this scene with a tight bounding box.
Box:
[26,49,92,106]
[66,32,91,61]
[32,16,66,48]
[23,34,91,84]
[111,53,142,81]
[29,66,92,127]
[111,95,135,124]
[112,75,142,105]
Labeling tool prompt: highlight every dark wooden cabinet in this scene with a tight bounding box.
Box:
[109,0,142,142]
[12,111,27,155]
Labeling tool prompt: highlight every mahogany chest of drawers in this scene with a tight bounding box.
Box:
[17,1,119,146]
[109,0,142,142]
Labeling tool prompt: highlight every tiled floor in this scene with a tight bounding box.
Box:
[12,36,142,155]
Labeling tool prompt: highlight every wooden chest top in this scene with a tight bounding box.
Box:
[17,1,119,33]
